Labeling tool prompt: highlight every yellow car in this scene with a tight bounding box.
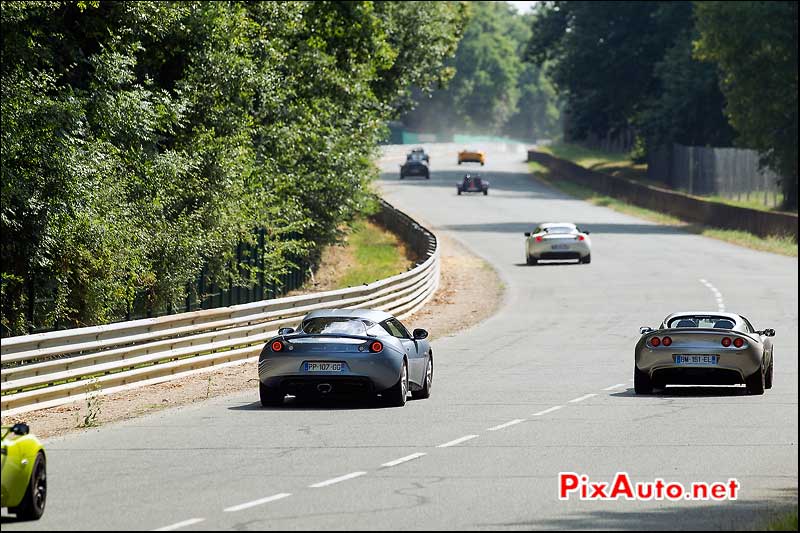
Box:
[1,423,46,520]
[458,149,485,166]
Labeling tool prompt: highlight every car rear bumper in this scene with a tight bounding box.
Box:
[528,242,590,259]
[258,354,402,392]
[636,348,762,383]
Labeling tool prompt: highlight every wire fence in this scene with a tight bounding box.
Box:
[647,144,784,207]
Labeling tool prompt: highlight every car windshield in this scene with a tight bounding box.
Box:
[666,315,736,329]
[300,318,369,335]
[544,226,575,234]
[407,153,424,161]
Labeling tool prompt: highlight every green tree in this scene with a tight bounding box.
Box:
[694,1,798,210]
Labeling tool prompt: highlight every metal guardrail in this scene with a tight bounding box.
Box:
[0,199,440,415]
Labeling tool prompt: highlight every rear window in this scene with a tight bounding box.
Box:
[667,316,736,329]
[544,226,575,234]
[300,318,371,335]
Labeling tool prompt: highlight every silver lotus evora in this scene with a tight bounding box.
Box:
[524,222,591,265]
[635,312,776,395]
[258,309,433,407]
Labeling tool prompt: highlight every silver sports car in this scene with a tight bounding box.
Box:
[524,222,591,265]
[258,309,433,407]
[635,312,775,395]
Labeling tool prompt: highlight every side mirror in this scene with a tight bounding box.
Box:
[413,328,429,340]
[278,327,294,335]
[585,231,591,235]
[639,326,653,335]
[760,328,775,337]
[11,423,30,436]
[524,232,531,237]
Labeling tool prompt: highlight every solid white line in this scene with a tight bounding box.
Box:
[223,493,292,512]
[532,405,563,416]
[603,383,627,391]
[487,418,525,431]
[568,394,597,403]
[381,452,427,468]
[309,471,367,488]
[153,518,205,531]
[437,435,479,448]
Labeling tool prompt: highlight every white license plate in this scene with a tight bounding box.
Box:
[304,362,344,372]
[551,244,570,250]
[674,355,719,365]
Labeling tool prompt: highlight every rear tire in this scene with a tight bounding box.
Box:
[400,174,404,180]
[634,366,653,394]
[526,255,537,265]
[581,254,591,264]
[746,365,765,395]
[259,382,284,406]
[425,173,430,180]
[483,189,488,195]
[412,356,433,400]
[457,189,462,195]
[384,361,408,407]
[12,452,46,520]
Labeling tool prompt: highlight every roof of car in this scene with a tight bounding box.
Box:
[304,308,395,323]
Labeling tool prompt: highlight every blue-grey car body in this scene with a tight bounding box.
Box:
[258,309,431,400]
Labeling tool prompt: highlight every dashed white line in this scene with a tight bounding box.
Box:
[223,493,292,512]
[437,435,479,448]
[700,278,726,311]
[603,383,627,391]
[532,406,563,416]
[487,418,525,431]
[309,471,367,488]
[381,452,427,468]
[153,518,205,531]
[568,393,597,403]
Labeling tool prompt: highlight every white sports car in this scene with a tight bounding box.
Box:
[524,222,591,265]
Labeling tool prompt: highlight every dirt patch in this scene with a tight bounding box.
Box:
[1,233,503,440]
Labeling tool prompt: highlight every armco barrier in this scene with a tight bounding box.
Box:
[0,199,439,415]
[528,150,798,241]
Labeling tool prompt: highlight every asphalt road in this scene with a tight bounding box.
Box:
[3,143,797,530]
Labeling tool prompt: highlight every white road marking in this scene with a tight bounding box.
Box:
[381,452,427,468]
[437,435,479,448]
[603,383,627,391]
[309,471,367,488]
[153,518,205,531]
[532,406,563,416]
[487,418,525,431]
[700,279,726,312]
[568,394,597,403]
[223,493,292,512]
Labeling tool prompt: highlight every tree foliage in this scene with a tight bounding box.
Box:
[694,1,798,209]
[402,1,560,139]
[0,1,466,336]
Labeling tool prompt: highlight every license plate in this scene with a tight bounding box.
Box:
[674,355,719,365]
[304,362,344,372]
[551,244,570,250]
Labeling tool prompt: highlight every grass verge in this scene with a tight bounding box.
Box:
[336,219,413,289]
[530,162,797,257]
[538,142,791,214]
[765,510,798,531]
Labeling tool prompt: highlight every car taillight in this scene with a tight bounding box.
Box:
[662,336,672,347]
[733,337,745,348]
[535,236,543,242]
[271,340,284,352]
[721,337,732,347]
[577,235,585,241]
[649,337,661,347]
[370,341,383,353]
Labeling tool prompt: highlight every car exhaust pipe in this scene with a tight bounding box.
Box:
[317,383,332,394]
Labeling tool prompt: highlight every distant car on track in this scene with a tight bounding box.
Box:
[457,174,488,195]
[400,156,430,179]
[258,309,433,407]
[634,312,775,395]
[1,423,46,520]
[524,222,591,265]
[458,148,485,166]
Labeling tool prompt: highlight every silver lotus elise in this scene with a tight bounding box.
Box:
[635,312,775,395]
[258,309,433,407]
[524,222,591,265]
